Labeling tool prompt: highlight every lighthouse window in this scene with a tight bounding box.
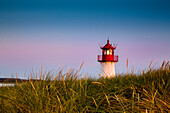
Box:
[107,50,110,55]
[104,50,106,55]
[110,50,112,55]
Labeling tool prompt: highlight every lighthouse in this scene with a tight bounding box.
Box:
[97,39,118,77]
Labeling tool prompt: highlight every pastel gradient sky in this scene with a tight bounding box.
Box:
[0,0,170,78]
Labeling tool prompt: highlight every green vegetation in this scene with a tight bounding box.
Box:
[0,61,170,113]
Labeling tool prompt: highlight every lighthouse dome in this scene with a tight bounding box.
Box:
[101,40,116,50]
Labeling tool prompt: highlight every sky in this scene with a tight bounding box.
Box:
[0,0,170,78]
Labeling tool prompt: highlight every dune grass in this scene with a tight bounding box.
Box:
[0,61,170,113]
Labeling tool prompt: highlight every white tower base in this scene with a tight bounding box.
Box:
[100,62,115,78]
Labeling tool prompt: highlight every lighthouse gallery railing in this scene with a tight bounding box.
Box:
[98,55,118,62]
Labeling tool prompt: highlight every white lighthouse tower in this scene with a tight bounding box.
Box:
[97,39,118,77]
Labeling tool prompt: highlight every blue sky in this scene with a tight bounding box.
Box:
[0,0,170,78]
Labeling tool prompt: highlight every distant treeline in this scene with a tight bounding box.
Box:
[0,78,40,83]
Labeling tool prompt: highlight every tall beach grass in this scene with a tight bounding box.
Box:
[0,61,170,112]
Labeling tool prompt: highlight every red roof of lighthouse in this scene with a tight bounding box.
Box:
[101,40,116,50]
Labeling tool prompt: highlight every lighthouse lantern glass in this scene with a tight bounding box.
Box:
[106,49,112,55]
[110,50,112,55]
[107,50,110,55]
[104,50,106,55]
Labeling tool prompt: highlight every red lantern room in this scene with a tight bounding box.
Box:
[98,39,118,62]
